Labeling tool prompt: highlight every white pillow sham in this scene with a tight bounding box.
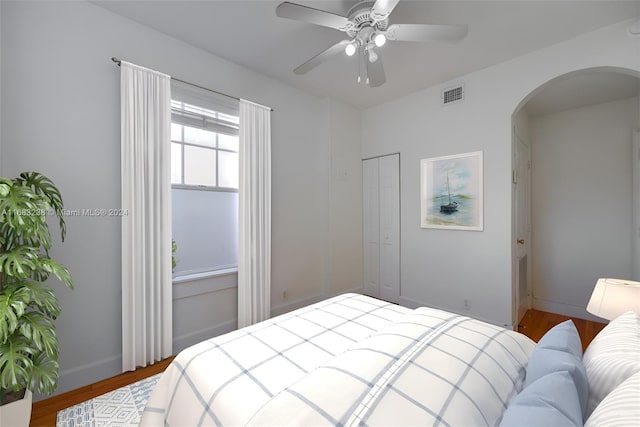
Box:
[584,371,640,426]
[582,311,640,417]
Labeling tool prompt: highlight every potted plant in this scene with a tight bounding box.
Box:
[172,239,177,272]
[0,172,73,426]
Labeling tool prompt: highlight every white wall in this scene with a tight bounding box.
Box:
[0,1,2,176]
[530,97,638,319]
[362,18,640,327]
[0,0,335,397]
[326,99,364,296]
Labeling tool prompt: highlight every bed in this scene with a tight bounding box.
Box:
[140,293,535,426]
[140,293,640,426]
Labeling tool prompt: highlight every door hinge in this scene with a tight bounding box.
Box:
[512,170,517,184]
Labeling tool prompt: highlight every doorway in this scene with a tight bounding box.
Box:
[511,68,640,326]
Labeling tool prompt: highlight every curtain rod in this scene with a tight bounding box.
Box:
[111,57,273,112]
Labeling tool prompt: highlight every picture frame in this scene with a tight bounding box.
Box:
[420,151,483,231]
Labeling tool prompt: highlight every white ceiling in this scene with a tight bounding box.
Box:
[93,0,640,109]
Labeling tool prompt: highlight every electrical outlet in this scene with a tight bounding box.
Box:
[463,299,471,311]
[282,289,288,301]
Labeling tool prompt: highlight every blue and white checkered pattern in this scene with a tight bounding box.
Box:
[140,294,534,426]
[246,307,534,426]
[140,293,411,426]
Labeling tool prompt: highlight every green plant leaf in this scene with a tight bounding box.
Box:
[0,246,38,279]
[0,287,31,343]
[0,183,10,198]
[18,312,58,358]
[172,239,177,271]
[16,172,66,242]
[0,335,33,393]
[10,280,60,319]
[0,185,51,250]
[34,257,74,290]
[28,350,59,396]
[0,171,73,398]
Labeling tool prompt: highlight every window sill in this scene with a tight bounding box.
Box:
[172,267,238,284]
[172,268,238,301]
[172,184,238,193]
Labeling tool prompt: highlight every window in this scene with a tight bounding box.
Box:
[170,100,239,190]
[170,98,240,277]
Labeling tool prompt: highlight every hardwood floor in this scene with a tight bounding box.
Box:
[30,357,174,427]
[517,309,606,352]
[29,310,606,426]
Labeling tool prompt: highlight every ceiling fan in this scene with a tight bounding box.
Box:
[276,0,468,87]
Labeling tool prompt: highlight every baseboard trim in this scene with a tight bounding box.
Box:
[271,294,325,317]
[398,296,513,329]
[49,319,238,402]
[532,298,606,323]
[328,286,364,298]
[270,287,365,318]
[49,355,122,401]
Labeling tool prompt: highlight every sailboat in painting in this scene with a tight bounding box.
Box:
[440,171,458,213]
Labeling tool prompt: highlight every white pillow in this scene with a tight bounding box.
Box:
[582,311,640,417]
[584,371,640,426]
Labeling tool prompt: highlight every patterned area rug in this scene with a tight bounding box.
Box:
[56,373,161,427]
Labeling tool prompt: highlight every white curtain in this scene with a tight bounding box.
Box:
[633,130,640,281]
[238,100,272,328]
[121,61,172,371]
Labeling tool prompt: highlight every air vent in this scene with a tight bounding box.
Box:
[442,84,464,106]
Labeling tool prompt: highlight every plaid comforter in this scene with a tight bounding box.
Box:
[140,294,534,426]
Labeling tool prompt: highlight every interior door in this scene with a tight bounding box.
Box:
[363,158,380,298]
[378,154,400,303]
[362,154,400,303]
[514,130,532,324]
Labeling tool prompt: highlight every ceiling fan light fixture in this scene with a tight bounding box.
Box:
[368,49,378,63]
[345,42,357,56]
[276,0,468,88]
[374,33,387,47]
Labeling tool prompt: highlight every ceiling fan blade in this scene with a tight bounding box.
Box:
[276,2,349,31]
[371,0,400,20]
[386,23,468,43]
[294,40,351,75]
[366,51,386,87]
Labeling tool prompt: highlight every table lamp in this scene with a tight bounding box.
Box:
[586,278,640,320]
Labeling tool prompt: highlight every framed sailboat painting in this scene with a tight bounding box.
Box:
[420,151,483,231]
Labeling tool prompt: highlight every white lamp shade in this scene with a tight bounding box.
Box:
[586,278,640,320]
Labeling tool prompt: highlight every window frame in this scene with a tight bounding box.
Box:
[170,101,239,192]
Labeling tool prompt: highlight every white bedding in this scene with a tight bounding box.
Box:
[140,293,534,426]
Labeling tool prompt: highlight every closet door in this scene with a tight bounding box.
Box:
[363,154,400,303]
[363,158,380,298]
[378,154,400,303]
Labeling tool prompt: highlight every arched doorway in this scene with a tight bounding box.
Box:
[512,67,640,325]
